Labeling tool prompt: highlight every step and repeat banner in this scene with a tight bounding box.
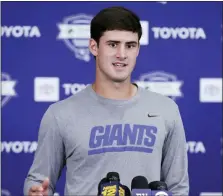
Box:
[1,1,222,196]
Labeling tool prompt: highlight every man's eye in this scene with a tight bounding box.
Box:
[109,43,117,48]
[127,44,136,49]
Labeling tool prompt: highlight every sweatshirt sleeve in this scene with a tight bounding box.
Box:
[161,103,189,196]
[23,105,66,196]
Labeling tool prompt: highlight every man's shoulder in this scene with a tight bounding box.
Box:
[139,88,181,126]
[47,86,90,114]
[139,87,178,109]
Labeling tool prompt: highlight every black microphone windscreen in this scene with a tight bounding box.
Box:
[122,185,131,196]
[106,172,120,182]
[97,177,108,195]
[148,181,168,190]
[131,176,149,190]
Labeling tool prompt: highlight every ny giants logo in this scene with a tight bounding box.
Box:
[88,124,158,155]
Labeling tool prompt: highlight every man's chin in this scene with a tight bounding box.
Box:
[110,76,129,83]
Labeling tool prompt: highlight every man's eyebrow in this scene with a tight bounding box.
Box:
[125,41,138,45]
[106,40,120,44]
[106,40,138,44]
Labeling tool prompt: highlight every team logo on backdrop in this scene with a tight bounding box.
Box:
[135,71,183,100]
[1,26,41,38]
[88,123,158,155]
[34,77,60,102]
[1,189,11,196]
[34,76,90,102]
[1,72,17,107]
[57,14,93,62]
[199,78,222,103]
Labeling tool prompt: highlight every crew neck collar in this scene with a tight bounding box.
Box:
[86,83,141,107]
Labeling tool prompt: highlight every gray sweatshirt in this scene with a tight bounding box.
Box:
[24,84,189,196]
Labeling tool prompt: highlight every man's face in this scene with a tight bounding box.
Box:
[89,30,140,83]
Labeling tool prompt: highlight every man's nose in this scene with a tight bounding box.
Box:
[116,45,127,60]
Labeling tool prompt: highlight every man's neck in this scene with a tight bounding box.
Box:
[92,79,137,100]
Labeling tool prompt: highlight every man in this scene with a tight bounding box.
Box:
[24,6,189,196]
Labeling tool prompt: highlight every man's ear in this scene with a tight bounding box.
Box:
[89,38,98,57]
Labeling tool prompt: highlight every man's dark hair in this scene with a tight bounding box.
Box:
[90,6,142,45]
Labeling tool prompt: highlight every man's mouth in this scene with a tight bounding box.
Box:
[112,63,127,67]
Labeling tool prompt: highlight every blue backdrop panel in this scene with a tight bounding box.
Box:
[1,2,222,196]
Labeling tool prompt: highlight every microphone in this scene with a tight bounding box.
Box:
[122,185,131,196]
[131,176,149,190]
[107,172,120,182]
[97,178,108,196]
[131,176,172,196]
[149,181,172,196]
[131,176,151,196]
[148,181,168,190]
[98,172,129,196]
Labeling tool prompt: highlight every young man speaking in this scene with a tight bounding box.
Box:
[24,6,189,196]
